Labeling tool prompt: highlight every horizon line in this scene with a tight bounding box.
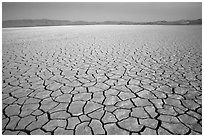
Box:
[2,18,202,22]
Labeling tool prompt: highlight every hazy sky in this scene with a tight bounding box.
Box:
[2,2,202,22]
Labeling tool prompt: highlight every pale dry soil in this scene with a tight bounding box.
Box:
[2,25,202,135]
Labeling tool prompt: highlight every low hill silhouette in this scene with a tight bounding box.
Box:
[2,19,202,28]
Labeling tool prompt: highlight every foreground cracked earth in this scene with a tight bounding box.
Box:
[2,25,202,135]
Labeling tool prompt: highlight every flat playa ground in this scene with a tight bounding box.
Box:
[2,25,202,135]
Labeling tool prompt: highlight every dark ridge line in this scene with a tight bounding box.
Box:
[2,18,202,28]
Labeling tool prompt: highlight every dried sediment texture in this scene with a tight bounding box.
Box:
[2,25,202,135]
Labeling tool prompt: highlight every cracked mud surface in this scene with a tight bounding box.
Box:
[2,25,202,135]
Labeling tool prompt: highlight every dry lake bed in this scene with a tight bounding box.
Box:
[2,25,202,135]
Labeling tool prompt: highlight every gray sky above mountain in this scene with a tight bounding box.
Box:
[2,2,202,22]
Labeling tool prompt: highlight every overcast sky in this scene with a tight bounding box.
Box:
[2,2,202,22]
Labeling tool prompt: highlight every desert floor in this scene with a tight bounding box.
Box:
[2,25,202,135]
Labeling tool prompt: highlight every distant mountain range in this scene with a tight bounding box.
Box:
[2,19,202,28]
